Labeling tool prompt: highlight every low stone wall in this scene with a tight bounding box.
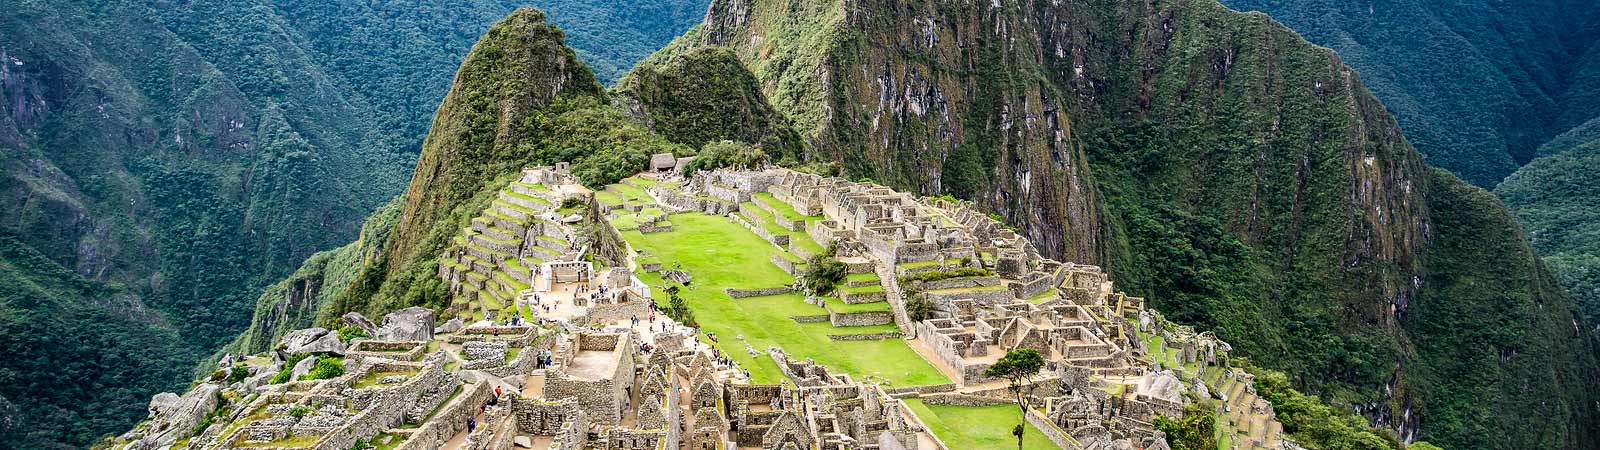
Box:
[920,393,1012,407]
[1025,407,1080,450]
[912,275,1003,292]
[924,286,1014,306]
[732,208,790,247]
[580,299,652,325]
[637,222,674,234]
[770,254,802,276]
[725,286,794,298]
[827,331,902,341]
[829,310,893,327]
[346,340,427,365]
[789,314,831,323]
[841,289,888,304]
[394,381,492,450]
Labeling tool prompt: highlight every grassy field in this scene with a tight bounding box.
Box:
[622,212,947,386]
[903,399,1058,450]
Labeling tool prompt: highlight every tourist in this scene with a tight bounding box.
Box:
[467,417,476,433]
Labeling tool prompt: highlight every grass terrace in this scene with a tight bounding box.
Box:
[823,296,892,313]
[353,369,421,389]
[903,399,1057,450]
[752,192,820,222]
[620,212,947,386]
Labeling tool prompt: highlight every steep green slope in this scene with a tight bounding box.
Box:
[1497,139,1600,331]
[1219,0,1600,187]
[0,231,190,450]
[614,47,807,162]
[526,0,711,83]
[665,0,1600,447]
[336,8,684,321]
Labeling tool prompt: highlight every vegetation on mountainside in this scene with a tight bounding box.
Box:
[1220,0,1600,186]
[682,141,767,177]
[1410,168,1598,450]
[339,9,691,322]
[616,47,807,162]
[525,0,710,83]
[0,231,190,449]
[1249,367,1397,450]
[1496,140,1600,329]
[1153,403,1220,450]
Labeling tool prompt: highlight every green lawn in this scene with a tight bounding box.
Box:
[903,399,1058,450]
[622,212,947,386]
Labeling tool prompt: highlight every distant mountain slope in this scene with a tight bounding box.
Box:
[1218,0,1600,187]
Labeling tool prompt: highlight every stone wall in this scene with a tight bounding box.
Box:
[828,310,893,327]
[920,393,1013,407]
[826,331,902,341]
[1024,407,1080,450]
[394,382,492,450]
[731,211,790,247]
[923,286,1015,306]
[726,286,794,298]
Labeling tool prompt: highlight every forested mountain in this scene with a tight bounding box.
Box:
[1218,0,1600,382]
[0,1,698,448]
[1219,0,1600,187]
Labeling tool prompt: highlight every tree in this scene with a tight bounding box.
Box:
[1153,403,1218,450]
[984,348,1044,450]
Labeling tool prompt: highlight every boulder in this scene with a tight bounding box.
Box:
[514,435,534,448]
[279,328,345,356]
[378,307,437,341]
[341,312,379,337]
[290,354,318,380]
[436,317,465,334]
[147,392,181,417]
[146,383,222,448]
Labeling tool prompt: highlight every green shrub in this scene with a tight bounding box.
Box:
[1153,403,1217,450]
[269,354,312,384]
[683,140,766,177]
[906,294,934,322]
[227,366,249,384]
[1251,367,1399,450]
[801,246,847,296]
[287,405,310,420]
[302,356,346,381]
[902,267,994,284]
[337,326,370,342]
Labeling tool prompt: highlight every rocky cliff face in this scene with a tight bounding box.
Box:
[667,0,1600,447]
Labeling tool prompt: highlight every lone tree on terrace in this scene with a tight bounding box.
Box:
[984,348,1044,450]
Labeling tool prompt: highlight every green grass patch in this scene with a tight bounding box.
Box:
[903,399,1057,450]
[353,369,420,389]
[623,213,946,386]
[824,297,891,313]
[752,192,820,222]
[846,272,881,283]
[595,190,624,206]
[840,284,885,294]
